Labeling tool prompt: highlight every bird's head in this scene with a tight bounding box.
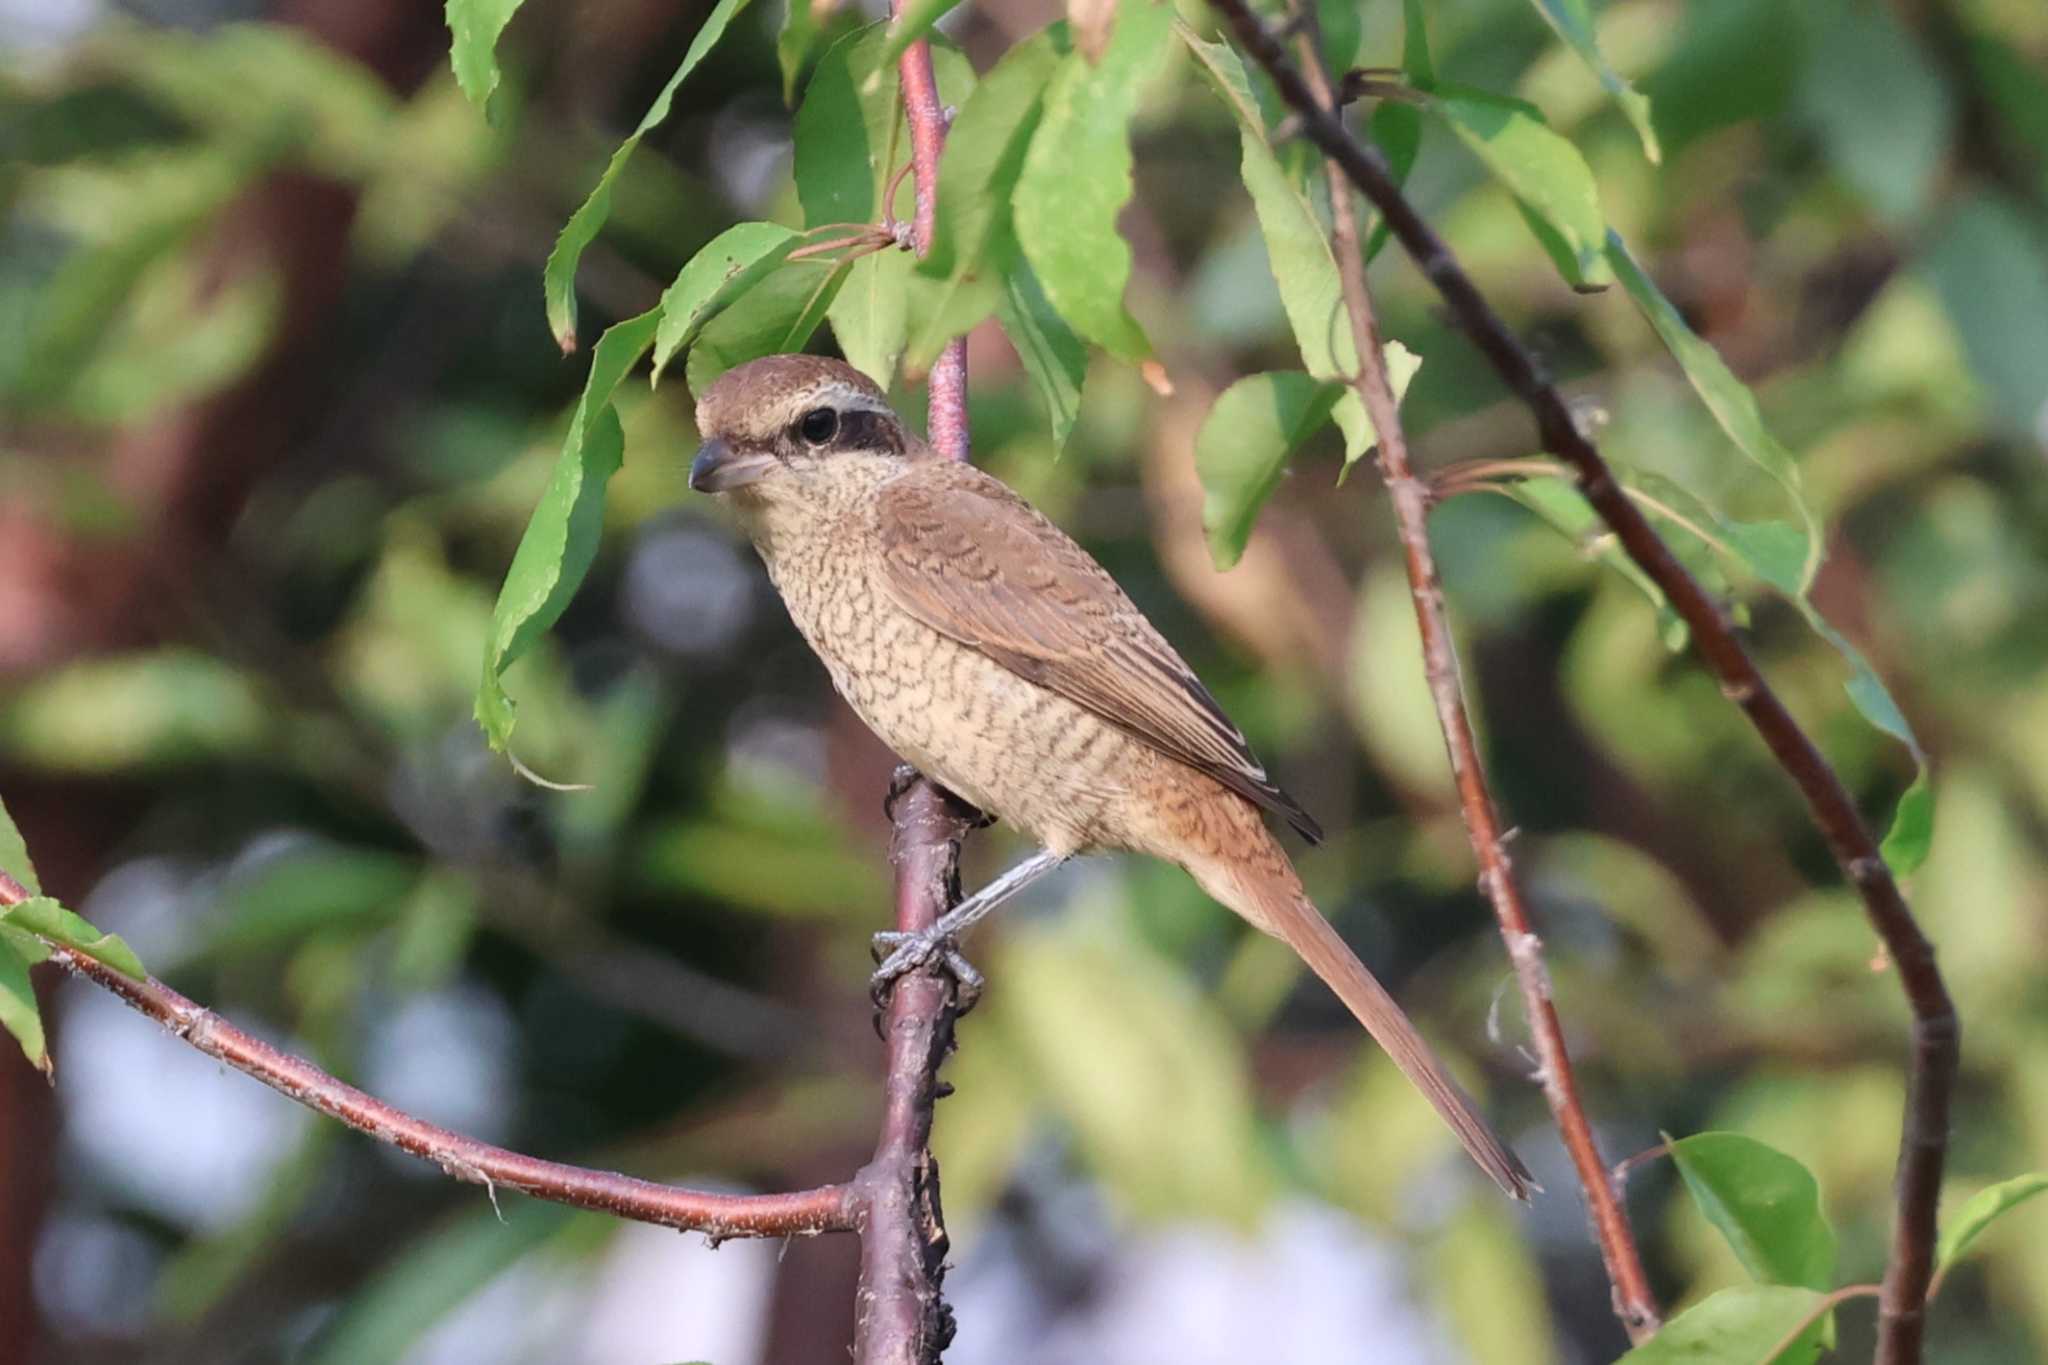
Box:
[688,355,917,507]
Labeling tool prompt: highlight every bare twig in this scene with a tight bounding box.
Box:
[1212,5,1958,1361]
[0,862,852,1239]
[1287,24,1659,1342]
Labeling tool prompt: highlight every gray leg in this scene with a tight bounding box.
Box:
[871,849,1069,1009]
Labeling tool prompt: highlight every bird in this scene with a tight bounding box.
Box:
[688,353,1532,1200]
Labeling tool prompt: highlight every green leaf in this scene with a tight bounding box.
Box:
[1604,233,1817,583]
[1183,33,1391,460]
[775,0,831,106]
[1668,1132,1836,1292]
[3,895,147,981]
[876,0,967,73]
[444,0,525,118]
[1937,1173,2048,1272]
[1617,1286,1828,1365]
[476,307,661,751]
[683,260,849,397]
[1526,0,1661,161]
[1427,86,1612,290]
[1400,0,1434,87]
[906,26,1070,370]
[1795,0,1950,224]
[0,794,41,896]
[1498,476,1687,650]
[542,0,756,352]
[1196,372,1343,570]
[1363,100,1422,264]
[1013,0,1173,363]
[996,258,1089,454]
[0,932,48,1076]
[650,222,801,384]
[1921,195,2048,440]
[794,26,974,386]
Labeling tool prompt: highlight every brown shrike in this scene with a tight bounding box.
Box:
[689,353,1531,1199]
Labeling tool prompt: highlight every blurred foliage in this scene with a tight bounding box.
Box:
[3,0,2047,1362]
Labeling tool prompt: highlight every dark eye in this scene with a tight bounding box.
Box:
[797,407,838,446]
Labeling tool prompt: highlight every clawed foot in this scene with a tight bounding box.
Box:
[870,927,985,1014]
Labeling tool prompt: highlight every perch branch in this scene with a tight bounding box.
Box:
[1288,24,1659,1341]
[894,28,969,461]
[1212,5,1957,1361]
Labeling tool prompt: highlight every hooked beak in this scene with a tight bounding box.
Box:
[689,438,777,493]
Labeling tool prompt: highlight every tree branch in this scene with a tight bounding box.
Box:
[1286,23,1659,1342]
[0,868,854,1240]
[1212,6,1957,1361]
[894,32,969,462]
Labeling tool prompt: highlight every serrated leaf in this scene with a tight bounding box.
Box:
[1013,0,1173,363]
[3,895,147,981]
[997,259,1088,453]
[1196,372,1343,570]
[684,261,849,397]
[1936,1173,2048,1272]
[542,0,756,352]
[1526,0,1661,162]
[476,308,660,751]
[650,222,801,383]
[1669,1132,1836,1292]
[906,26,1069,370]
[445,0,525,118]
[1617,1286,1827,1365]
[1427,86,1611,290]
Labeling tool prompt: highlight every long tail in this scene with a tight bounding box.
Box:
[1197,852,1535,1201]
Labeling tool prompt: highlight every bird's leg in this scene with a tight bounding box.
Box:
[871,848,1068,1009]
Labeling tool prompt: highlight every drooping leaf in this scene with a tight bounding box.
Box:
[0,794,41,896]
[444,0,526,118]
[542,0,756,352]
[1363,100,1422,264]
[476,307,661,751]
[1936,1173,2048,1273]
[683,261,849,398]
[1196,372,1343,570]
[1400,0,1434,88]
[1616,1286,1828,1365]
[1668,1132,1837,1292]
[996,259,1089,454]
[1604,233,1817,583]
[650,222,801,384]
[1525,0,1661,161]
[906,26,1070,371]
[1182,34,1376,458]
[2,895,147,982]
[1496,477,1687,650]
[0,938,47,1077]
[1013,0,1173,364]
[776,0,823,105]
[1426,86,1612,290]
[1921,195,2048,441]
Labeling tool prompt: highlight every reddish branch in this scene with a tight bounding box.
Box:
[894,30,969,461]
[1214,4,1957,1361]
[1287,28,1659,1342]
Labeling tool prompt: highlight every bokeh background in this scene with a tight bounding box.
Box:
[3,0,2045,1361]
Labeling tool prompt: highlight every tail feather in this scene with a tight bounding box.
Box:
[1209,860,1535,1201]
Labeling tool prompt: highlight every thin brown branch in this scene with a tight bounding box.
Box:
[1213,6,1958,1362]
[0,868,854,1240]
[1287,24,1659,1343]
[894,30,969,462]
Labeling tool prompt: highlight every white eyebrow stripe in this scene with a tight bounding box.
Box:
[810,381,890,413]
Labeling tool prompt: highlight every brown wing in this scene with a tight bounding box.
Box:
[873,461,1322,843]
